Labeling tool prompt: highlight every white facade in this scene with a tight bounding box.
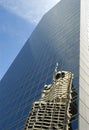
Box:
[79,0,89,129]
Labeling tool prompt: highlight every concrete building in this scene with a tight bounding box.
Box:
[24,69,73,130]
[79,0,89,130]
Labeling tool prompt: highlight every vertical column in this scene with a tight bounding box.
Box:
[79,0,89,130]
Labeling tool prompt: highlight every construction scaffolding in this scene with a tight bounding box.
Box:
[24,70,74,130]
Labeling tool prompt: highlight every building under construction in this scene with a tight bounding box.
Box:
[24,66,74,130]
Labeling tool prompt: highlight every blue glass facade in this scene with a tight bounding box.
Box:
[0,0,80,129]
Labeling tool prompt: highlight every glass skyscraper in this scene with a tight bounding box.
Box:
[0,0,88,129]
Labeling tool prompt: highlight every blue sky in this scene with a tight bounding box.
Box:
[0,0,60,80]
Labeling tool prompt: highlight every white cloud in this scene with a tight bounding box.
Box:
[0,0,61,24]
